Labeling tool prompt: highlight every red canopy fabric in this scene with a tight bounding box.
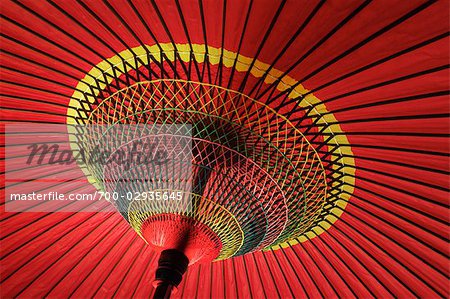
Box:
[1,0,449,298]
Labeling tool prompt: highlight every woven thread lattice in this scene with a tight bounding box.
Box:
[73,79,327,258]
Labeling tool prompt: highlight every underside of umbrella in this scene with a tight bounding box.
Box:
[1,1,449,298]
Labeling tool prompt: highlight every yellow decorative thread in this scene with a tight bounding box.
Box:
[67,44,355,246]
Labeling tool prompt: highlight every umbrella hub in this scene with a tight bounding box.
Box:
[141,214,223,264]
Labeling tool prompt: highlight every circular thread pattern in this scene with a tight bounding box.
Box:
[67,44,355,250]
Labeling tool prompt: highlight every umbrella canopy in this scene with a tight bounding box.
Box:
[1,0,449,298]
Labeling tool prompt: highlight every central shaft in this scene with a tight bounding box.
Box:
[153,249,189,299]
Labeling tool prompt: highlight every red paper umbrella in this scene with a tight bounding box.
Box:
[1,1,449,298]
